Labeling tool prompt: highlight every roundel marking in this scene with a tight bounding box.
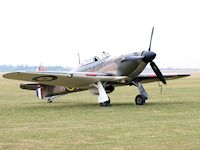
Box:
[32,75,57,82]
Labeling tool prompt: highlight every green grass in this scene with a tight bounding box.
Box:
[0,74,200,150]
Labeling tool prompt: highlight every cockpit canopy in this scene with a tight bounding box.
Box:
[80,52,110,66]
[81,56,100,66]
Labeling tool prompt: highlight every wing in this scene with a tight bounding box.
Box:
[138,73,190,84]
[3,71,127,88]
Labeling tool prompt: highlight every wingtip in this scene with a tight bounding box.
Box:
[179,74,191,77]
[2,73,10,79]
[2,72,20,79]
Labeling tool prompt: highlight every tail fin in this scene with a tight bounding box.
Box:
[36,64,45,71]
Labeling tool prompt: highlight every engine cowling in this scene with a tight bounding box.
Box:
[89,84,115,95]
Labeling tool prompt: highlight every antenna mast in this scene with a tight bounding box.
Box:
[77,52,81,64]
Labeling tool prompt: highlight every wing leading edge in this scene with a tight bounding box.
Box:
[138,73,190,84]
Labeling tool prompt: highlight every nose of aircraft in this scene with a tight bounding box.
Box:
[142,51,156,63]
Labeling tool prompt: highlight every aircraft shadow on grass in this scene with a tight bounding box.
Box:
[21,100,194,111]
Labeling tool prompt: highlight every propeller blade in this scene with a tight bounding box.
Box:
[148,26,154,51]
[150,61,167,84]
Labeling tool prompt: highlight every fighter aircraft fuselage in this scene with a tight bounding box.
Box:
[3,27,190,106]
[73,51,153,80]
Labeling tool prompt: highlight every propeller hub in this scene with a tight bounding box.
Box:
[142,51,156,63]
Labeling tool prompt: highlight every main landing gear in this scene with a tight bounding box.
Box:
[132,81,148,105]
[95,80,148,106]
[96,81,111,107]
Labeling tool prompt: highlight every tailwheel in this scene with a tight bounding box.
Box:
[135,95,146,105]
[100,97,111,107]
[47,98,53,103]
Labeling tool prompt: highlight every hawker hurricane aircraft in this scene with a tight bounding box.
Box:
[3,27,190,106]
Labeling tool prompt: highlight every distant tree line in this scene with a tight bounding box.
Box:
[0,65,72,72]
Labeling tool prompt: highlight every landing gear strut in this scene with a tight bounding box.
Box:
[132,81,148,105]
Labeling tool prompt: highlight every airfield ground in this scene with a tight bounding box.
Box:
[0,73,200,149]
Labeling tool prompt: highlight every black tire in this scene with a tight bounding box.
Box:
[100,97,111,107]
[48,99,52,103]
[135,95,145,105]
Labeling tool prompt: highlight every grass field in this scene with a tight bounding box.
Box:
[0,73,200,150]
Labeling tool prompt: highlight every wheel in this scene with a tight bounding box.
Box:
[100,97,111,107]
[135,95,145,105]
[47,98,52,103]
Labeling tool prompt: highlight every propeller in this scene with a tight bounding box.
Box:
[150,62,167,84]
[145,27,167,85]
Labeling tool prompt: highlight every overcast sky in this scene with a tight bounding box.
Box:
[0,0,199,68]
